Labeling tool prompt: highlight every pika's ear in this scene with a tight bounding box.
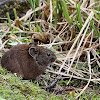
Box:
[29,42,37,46]
[28,47,39,58]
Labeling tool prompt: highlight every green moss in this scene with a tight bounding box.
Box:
[0,66,46,99]
[0,66,65,100]
[0,64,100,99]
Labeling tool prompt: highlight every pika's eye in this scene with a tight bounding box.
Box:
[47,53,51,56]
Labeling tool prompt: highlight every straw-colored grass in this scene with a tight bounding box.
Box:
[0,0,100,99]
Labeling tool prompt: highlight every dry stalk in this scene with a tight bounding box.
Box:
[91,49,100,67]
[0,39,9,51]
[1,27,10,39]
[76,50,92,99]
[59,11,94,73]
[19,5,46,21]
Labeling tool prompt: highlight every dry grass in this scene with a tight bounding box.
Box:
[0,0,100,99]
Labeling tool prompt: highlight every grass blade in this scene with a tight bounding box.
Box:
[53,0,58,28]
[93,10,100,20]
[28,0,34,10]
[60,0,71,22]
[6,12,13,33]
[13,8,18,19]
[76,3,82,29]
[90,20,100,39]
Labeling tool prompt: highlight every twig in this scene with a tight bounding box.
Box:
[76,50,92,99]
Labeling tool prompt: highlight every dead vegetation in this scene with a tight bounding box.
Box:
[0,0,100,99]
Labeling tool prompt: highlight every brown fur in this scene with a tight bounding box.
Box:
[1,43,56,79]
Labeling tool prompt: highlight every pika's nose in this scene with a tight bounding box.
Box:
[51,57,57,62]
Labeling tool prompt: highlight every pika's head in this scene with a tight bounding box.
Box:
[28,43,56,66]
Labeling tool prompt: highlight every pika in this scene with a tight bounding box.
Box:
[1,43,56,79]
